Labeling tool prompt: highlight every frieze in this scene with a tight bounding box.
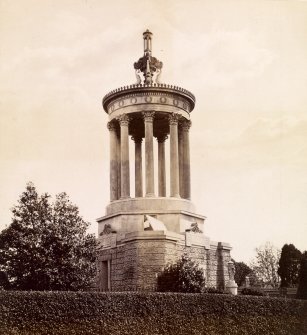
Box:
[107,92,191,114]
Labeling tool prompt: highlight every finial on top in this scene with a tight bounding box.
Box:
[143,29,152,56]
[134,30,163,85]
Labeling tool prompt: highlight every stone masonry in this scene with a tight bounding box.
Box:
[97,30,232,292]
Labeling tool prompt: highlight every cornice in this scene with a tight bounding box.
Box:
[102,83,195,113]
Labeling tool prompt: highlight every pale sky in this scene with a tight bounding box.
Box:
[0,0,307,263]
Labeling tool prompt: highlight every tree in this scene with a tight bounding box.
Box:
[0,182,96,291]
[250,242,280,288]
[157,255,205,293]
[233,260,253,287]
[296,251,307,300]
[278,244,301,288]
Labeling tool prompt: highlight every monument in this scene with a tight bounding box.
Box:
[97,30,233,291]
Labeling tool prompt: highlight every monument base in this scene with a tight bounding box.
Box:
[96,198,232,292]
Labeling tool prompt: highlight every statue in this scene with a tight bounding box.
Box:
[228,261,235,281]
[226,261,238,295]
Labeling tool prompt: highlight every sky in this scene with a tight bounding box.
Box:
[0,0,307,263]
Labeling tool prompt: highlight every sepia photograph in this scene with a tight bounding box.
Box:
[0,0,306,334]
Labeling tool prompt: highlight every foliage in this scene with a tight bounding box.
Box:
[250,242,280,288]
[203,287,226,294]
[0,182,96,291]
[278,243,302,288]
[0,291,306,335]
[241,287,264,296]
[0,271,10,290]
[157,255,205,293]
[297,251,307,300]
[232,260,253,287]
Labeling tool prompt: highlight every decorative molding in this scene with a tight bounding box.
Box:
[117,114,130,126]
[105,91,192,115]
[169,113,179,125]
[100,224,116,235]
[181,120,192,132]
[107,121,117,131]
[156,134,168,143]
[102,84,196,113]
[103,83,195,100]
[190,222,203,233]
[131,135,143,143]
[144,96,153,103]
[142,111,155,122]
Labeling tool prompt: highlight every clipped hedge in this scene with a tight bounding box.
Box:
[0,291,306,335]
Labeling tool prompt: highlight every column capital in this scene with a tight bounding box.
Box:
[142,111,155,122]
[107,121,117,131]
[132,135,143,143]
[117,114,130,126]
[181,120,192,132]
[169,113,179,125]
[156,134,168,143]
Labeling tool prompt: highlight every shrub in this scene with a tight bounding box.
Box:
[203,287,226,294]
[157,255,205,293]
[0,291,306,335]
[241,287,264,296]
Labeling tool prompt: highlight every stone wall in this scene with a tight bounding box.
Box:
[97,231,232,292]
[205,242,231,289]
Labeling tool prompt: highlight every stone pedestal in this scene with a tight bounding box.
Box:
[97,198,232,292]
[226,280,238,295]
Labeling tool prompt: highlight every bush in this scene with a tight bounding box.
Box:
[0,291,306,335]
[241,287,264,296]
[203,287,226,294]
[157,255,205,293]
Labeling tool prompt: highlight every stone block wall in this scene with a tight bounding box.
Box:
[205,242,231,289]
[97,231,232,292]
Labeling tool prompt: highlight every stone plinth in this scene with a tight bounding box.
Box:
[97,227,232,292]
[97,197,205,236]
[226,280,238,295]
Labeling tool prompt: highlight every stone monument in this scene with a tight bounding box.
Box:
[97,30,233,292]
[226,260,238,295]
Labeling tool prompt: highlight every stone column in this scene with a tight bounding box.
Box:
[178,125,184,198]
[157,134,167,197]
[107,121,118,201]
[118,114,130,198]
[169,113,180,198]
[133,136,143,197]
[182,120,191,200]
[116,131,121,200]
[143,111,155,197]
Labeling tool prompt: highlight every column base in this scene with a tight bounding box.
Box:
[120,196,131,200]
[170,194,181,198]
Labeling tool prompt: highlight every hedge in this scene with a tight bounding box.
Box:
[0,291,306,335]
